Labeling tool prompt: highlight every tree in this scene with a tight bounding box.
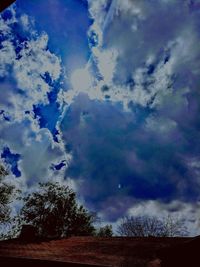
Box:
[20,182,95,239]
[117,215,188,237]
[161,215,188,237]
[0,164,15,224]
[96,225,113,237]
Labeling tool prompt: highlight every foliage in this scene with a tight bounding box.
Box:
[20,182,96,239]
[0,164,15,224]
[96,224,113,237]
[117,215,188,237]
[0,165,190,240]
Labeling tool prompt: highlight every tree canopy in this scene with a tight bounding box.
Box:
[96,225,113,237]
[0,168,191,240]
[20,182,96,239]
[0,164,15,224]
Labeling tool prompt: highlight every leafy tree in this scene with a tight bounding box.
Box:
[117,215,188,237]
[20,182,96,239]
[0,164,15,224]
[96,224,113,237]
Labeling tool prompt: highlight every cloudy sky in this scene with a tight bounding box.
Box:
[1,0,200,235]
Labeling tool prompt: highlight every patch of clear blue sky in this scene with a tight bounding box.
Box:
[14,0,93,142]
[1,147,21,177]
[16,0,92,74]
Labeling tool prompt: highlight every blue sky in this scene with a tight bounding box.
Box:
[1,0,200,235]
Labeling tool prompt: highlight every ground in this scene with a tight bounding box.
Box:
[0,236,194,266]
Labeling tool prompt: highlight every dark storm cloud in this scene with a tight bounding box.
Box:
[82,0,200,223]
[101,0,198,84]
[61,92,200,220]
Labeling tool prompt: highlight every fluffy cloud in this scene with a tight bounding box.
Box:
[0,6,68,190]
[60,94,200,222]
[126,200,200,236]
[1,1,200,236]
[86,0,200,111]
[57,0,200,234]
[0,7,61,121]
[65,1,199,109]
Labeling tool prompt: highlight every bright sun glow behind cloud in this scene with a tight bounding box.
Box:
[70,67,93,91]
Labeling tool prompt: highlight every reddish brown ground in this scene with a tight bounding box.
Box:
[0,236,191,267]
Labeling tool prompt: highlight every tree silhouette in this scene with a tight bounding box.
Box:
[96,225,113,237]
[0,164,15,224]
[20,182,95,239]
[117,215,188,237]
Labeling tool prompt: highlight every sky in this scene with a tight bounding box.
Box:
[1,0,200,235]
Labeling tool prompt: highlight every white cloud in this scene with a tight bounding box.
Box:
[127,200,200,236]
[20,14,32,31]
[87,0,112,28]
[70,66,93,91]
[145,116,177,135]
[0,116,70,185]
[116,0,145,19]
[86,0,199,112]
[0,40,15,77]
[0,8,70,189]
[62,40,185,111]
[60,48,117,106]
[0,13,61,121]
[92,47,118,85]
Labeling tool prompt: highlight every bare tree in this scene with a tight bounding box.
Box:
[161,215,188,237]
[117,215,188,237]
